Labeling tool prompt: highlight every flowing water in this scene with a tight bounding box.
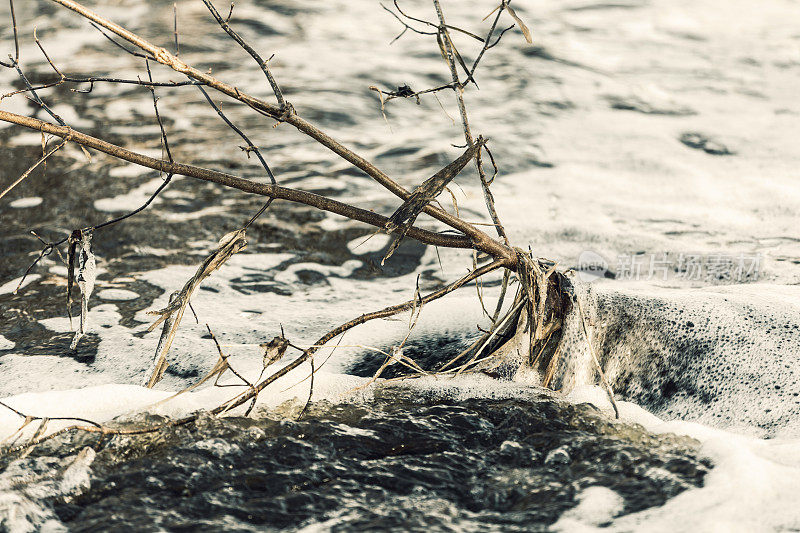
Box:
[0,0,799,531]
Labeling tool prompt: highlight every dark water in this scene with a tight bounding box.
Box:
[19,387,704,532]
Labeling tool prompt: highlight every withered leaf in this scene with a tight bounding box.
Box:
[69,230,96,351]
[436,32,449,63]
[382,138,485,263]
[144,290,179,388]
[27,418,49,450]
[506,5,533,44]
[144,229,247,388]
[66,229,81,327]
[444,32,472,79]
[260,335,289,369]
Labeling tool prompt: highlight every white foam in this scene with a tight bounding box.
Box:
[0,366,371,444]
[0,95,30,130]
[619,421,800,532]
[93,177,166,212]
[347,234,390,254]
[49,266,68,277]
[552,486,624,532]
[158,205,230,222]
[47,105,92,129]
[8,197,42,208]
[96,289,139,301]
[0,336,14,351]
[0,275,40,296]
[108,165,151,179]
[6,132,45,147]
[566,386,800,532]
[551,279,800,437]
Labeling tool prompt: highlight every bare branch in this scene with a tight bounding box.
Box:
[381,3,437,40]
[93,175,173,232]
[43,0,514,265]
[10,59,65,125]
[9,0,19,63]
[200,0,286,110]
[382,139,485,262]
[33,27,64,78]
[0,139,66,201]
[196,86,275,184]
[172,2,179,56]
[144,59,173,164]
[2,77,201,100]
[89,21,155,60]
[393,0,437,31]
[464,1,510,86]
[212,259,506,415]
[0,110,485,254]
[432,0,510,248]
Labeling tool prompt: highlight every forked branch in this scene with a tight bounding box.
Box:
[42,0,515,266]
[0,110,491,255]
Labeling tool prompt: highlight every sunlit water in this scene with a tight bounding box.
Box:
[1,0,799,530]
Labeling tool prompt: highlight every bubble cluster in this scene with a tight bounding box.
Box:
[559,282,800,437]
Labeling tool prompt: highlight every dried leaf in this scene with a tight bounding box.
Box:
[436,32,449,63]
[145,229,247,388]
[368,85,386,111]
[30,418,49,443]
[20,418,50,457]
[444,186,460,218]
[69,231,96,351]
[144,290,179,387]
[260,335,289,368]
[444,32,472,79]
[382,139,485,264]
[410,274,421,329]
[506,5,533,44]
[66,229,81,327]
[148,355,230,407]
[369,85,392,129]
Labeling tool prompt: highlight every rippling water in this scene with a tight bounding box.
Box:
[3,387,709,532]
[1,0,800,530]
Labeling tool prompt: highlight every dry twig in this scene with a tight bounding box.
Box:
[0,0,601,456]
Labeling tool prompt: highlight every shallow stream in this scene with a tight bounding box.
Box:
[1,0,799,530]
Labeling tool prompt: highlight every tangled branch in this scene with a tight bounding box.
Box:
[0,0,618,457]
